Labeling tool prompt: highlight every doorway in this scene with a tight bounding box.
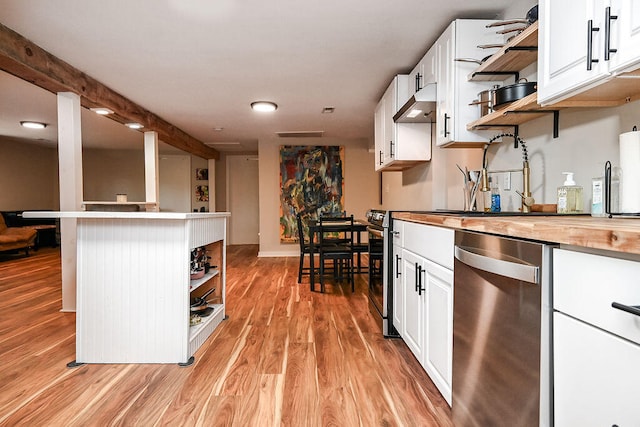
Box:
[226,155,259,244]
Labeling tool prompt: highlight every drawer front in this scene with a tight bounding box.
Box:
[554,248,640,345]
[402,221,454,269]
[554,312,640,426]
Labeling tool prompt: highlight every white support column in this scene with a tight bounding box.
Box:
[144,131,159,212]
[57,92,83,312]
[207,158,216,212]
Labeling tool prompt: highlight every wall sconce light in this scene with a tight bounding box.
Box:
[20,121,47,129]
[250,101,278,112]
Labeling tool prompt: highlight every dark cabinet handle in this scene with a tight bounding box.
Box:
[395,254,401,278]
[604,6,618,61]
[611,302,640,317]
[379,150,383,165]
[390,140,395,158]
[417,265,425,295]
[443,113,451,137]
[587,19,600,70]
[415,72,422,92]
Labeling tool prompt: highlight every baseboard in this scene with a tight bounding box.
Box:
[257,250,299,258]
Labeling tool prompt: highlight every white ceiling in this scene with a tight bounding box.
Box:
[0,0,513,155]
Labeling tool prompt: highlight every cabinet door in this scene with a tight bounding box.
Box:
[383,81,397,164]
[608,0,640,73]
[402,249,426,362]
[435,22,454,146]
[392,242,404,335]
[424,259,453,406]
[409,45,437,95]
[554,312,640,426]
[374,98,385,171]
[538,0,609,105]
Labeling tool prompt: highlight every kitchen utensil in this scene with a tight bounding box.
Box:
[477,43,505,49]
[485,5,538,28]
[190,268,204,280]
[493,79,537,110]
[454,55,493,65]
[469,86,499,117]
[190,287,216,310]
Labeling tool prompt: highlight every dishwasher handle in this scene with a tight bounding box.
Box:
[455,245,540,284]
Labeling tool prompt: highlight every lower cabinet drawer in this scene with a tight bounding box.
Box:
[554,248,640,346]
[554,312,640,426]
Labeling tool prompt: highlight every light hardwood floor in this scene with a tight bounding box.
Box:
[0,245,453,426]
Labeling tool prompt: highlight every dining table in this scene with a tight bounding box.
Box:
[307,218,370,292]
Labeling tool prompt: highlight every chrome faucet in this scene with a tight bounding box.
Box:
[480,133,535,213]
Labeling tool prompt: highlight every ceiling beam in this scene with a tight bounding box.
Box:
[0,22,219,160]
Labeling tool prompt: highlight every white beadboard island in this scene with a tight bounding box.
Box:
[24,211,230,365]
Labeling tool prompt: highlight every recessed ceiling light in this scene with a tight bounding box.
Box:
[213,127,224,132]
[20,121,47,129]
[322,107,335,114]
[125,122,144,129]
[90,107,114,115]
[251,101,278,112]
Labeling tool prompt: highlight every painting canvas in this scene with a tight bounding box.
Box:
[196,168,208,181]
[195,185,209,202]
[279,145,345,243]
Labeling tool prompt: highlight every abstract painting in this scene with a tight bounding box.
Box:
[279,145,345,243]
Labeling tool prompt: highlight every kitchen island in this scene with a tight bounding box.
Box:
[24,211,230,365]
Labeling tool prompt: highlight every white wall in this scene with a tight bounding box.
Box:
[258,137,379,256]
[0,139,59,210]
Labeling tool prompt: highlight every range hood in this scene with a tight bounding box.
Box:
[393,83,436,123]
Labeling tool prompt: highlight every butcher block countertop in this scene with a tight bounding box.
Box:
[393,212,640,256]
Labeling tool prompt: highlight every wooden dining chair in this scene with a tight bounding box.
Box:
[296,213,314,283]
[317,214,355,293]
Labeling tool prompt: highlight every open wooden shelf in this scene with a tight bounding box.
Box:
[468,22,538,82]
[467,92,561,130]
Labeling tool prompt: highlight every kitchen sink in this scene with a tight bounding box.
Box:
[428,209,590,217]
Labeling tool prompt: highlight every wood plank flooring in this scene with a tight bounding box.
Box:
[0,245,453,426]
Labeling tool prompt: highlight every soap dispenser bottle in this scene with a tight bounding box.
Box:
[557,172,583,214]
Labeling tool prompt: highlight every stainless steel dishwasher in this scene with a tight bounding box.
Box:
[452,230,555,427]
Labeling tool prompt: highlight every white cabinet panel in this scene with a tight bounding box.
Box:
[554,312,640,426]
[424,258,453,406]
[554,248,640,345]
[538,0,640,104]
[402,249,426,362]
[435,19,504,146]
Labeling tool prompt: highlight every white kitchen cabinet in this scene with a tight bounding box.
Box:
[553,248,640,424]
[538,0,640,105]
[424,258,453,406]
[409,45,437,97]
[393,219,454,405]
[392,221,404,335]
[402,248,427,362]
[373,75,431,171]
[435,19,504,147]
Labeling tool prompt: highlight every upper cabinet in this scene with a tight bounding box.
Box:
[538,0,640,106]
[435,20,505,147]
[374,75,431,172]
[409,46,437,97]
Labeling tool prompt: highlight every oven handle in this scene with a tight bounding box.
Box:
[454,245,540,284]
[366,226,384,238]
